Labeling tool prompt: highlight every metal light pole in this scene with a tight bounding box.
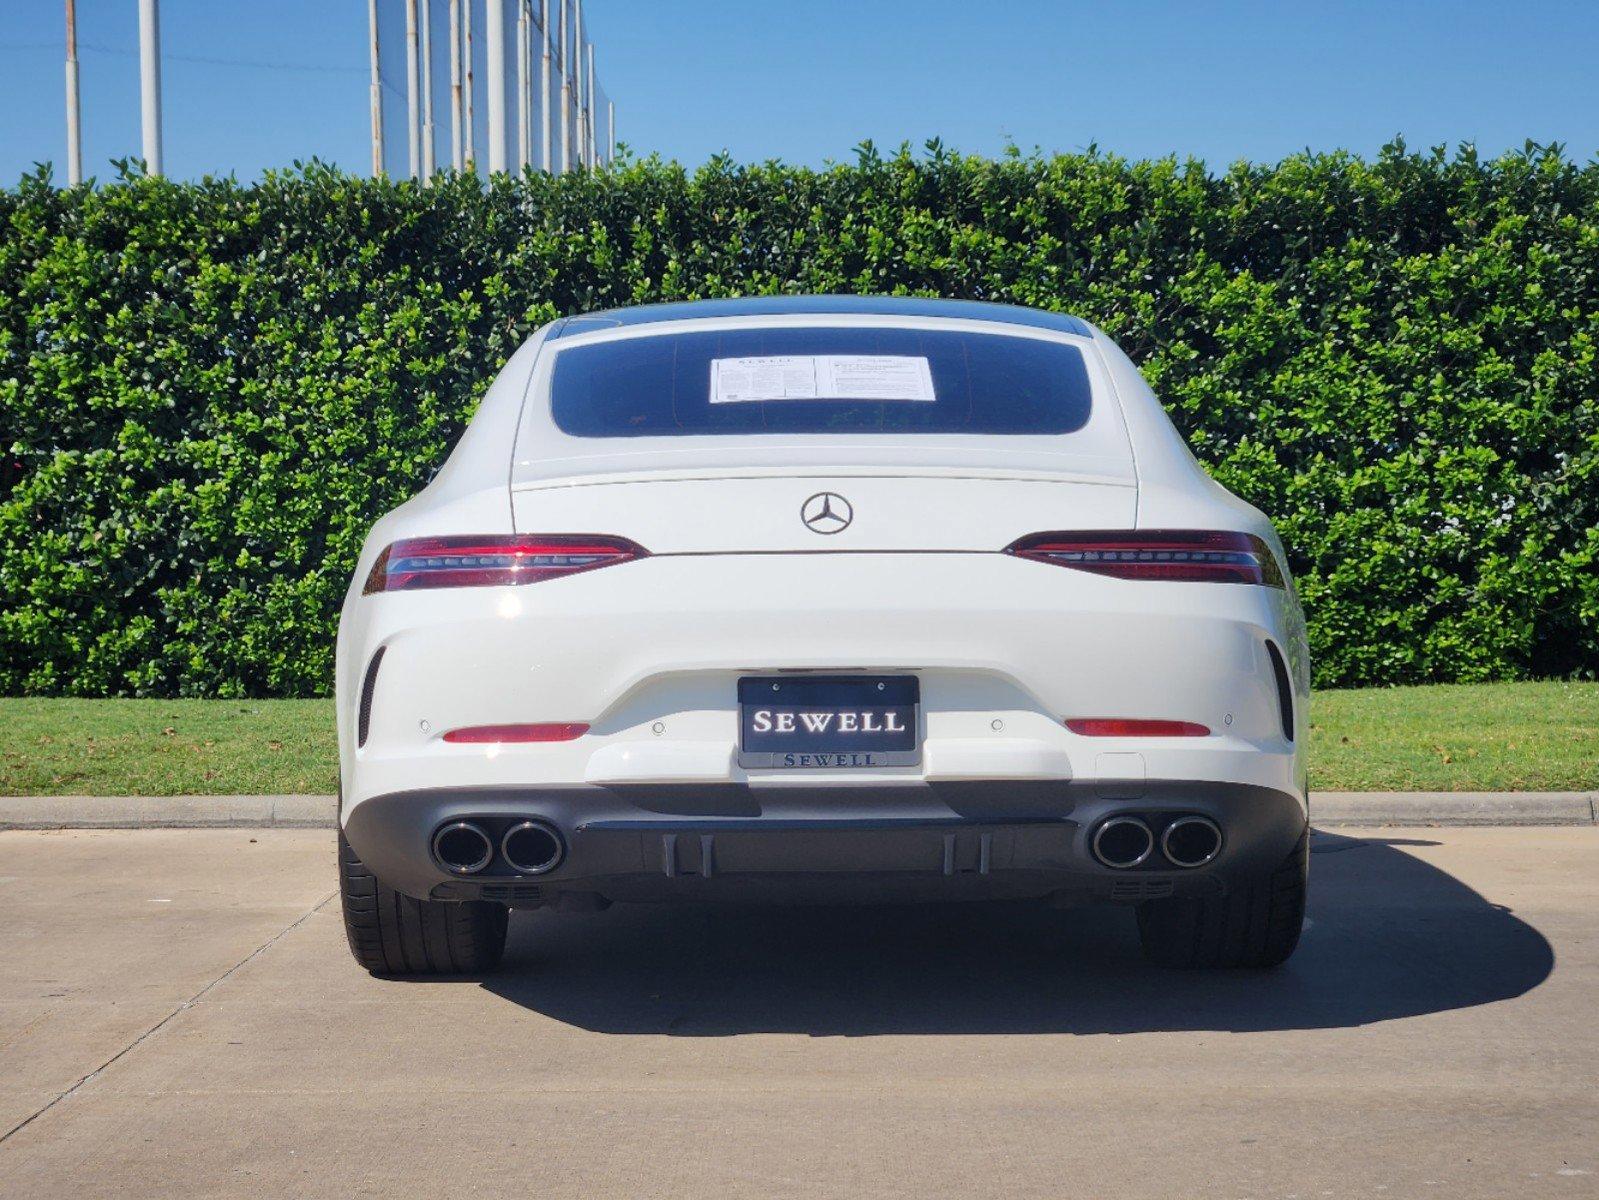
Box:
[64,0,82,185]
[607,99,614,164]
[486,0,506,172]
[138,0,163,175]
[368,0,383,175]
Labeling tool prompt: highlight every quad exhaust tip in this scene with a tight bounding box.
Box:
[501,820,565,875]
[1092,817,1154,869]
[1162,815,1223,868]
[432,821,494,875]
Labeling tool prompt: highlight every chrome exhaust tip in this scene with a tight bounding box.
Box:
[1162,815,1223,868]
[1092,817,1155,869]
[432,821,494,875]
[500,820,565,875]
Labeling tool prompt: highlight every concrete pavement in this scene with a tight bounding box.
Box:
[0,827,1595,1198]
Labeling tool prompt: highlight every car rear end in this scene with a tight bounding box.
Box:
[336,302,1308,961]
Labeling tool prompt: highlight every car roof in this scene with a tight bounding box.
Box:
[547,295,1093,340]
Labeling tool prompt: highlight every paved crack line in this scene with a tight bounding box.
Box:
[0,891,336,1149]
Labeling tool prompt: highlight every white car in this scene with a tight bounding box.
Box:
[336,296,1310,976]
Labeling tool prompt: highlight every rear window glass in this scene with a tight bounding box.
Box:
[549,327,1093,437]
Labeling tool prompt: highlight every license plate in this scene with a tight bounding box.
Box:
[737,675,919,769]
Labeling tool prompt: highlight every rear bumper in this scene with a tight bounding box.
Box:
[337,552,1310,810]
[342,779,1308,906]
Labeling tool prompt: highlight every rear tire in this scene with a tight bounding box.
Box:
[1136,827,1308,969]
[338,830,509,976]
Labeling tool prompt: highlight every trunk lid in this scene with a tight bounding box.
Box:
[511,469,1137,553]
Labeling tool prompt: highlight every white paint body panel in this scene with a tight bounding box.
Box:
[336,306,1309,827]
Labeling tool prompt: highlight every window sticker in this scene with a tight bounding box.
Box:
[709,356,819,403]
[710,355,936,404]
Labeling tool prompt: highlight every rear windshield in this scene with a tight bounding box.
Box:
[549,327,1093,437]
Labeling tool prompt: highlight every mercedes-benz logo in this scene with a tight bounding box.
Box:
[801,492,853,535]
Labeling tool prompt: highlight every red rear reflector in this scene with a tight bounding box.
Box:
[1067,718,1211,737]
[1006,530,1284,586]
[442,723,590,744]
[364,535,646,593]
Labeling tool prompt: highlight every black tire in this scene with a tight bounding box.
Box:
[338,830,508,976]
[1136,827,1309,969]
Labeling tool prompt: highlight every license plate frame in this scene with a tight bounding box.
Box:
[737,675,920,769]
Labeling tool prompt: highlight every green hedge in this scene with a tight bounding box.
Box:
[2,143,1597,696]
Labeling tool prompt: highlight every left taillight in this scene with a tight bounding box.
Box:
[1004,530,1284,587]
[362,535,647,594]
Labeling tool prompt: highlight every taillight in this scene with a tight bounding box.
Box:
[363,535,646,593]
[442,723,589,743]
[1005,530,1283,586]
[1067,718,1210,737]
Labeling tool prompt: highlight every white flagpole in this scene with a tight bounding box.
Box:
[486,0,506,172]
[462,0,474,171]
[65,0,82,185]
[573,0,585,166]
[558,0,570,172]
[138,0,163,175]
[517,2,530,171]
[368,0,383,175]
[421,0,436,178]
[607,99,614,164]
[586,42,595,165]
[404,0,420,177]
[540,0,552,172]
[449,0,463,170]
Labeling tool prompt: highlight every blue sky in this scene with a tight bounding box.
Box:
[2,0,1596,183]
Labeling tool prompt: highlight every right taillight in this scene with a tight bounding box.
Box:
[1067,718,1211,737]
[1004,530,1284,587]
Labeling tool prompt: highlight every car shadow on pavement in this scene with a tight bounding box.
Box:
[480,830,1554,1035]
